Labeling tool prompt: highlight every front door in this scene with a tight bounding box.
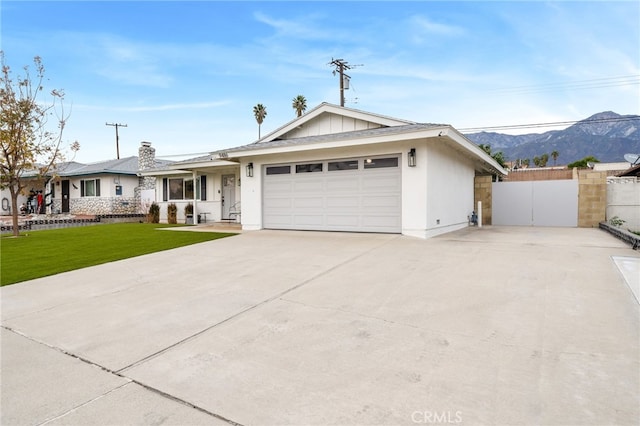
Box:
[61,180,70,213]
[221,174,236,219]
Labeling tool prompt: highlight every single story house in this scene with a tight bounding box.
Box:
[1,142,167,216]
[140,103,507,238]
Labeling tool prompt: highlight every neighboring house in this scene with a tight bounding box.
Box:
[140,103,507,238]
[1,142,165,216]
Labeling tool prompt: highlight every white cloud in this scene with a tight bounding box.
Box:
[410,15,465,43]
[253,11,336,41]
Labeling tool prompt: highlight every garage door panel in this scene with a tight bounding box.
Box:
[293,215,324,226]
[264,214,294,226]
[362,215,401,228]
[294,197,324,208]
[361,175,401,191]
[326,196,359,208]
[264,157,401,233]
[294,179,324,192]
[326,177,359,191]
[263,198,293,209]
[326,215,360,226]
[362,195,400,208]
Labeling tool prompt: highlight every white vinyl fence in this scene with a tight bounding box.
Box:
[492,180,579,227]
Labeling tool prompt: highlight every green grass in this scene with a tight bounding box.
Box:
[1,223,235,286]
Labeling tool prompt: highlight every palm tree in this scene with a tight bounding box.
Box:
[253,103,267,139]
[551,150,559,166]
[292,95,307,117]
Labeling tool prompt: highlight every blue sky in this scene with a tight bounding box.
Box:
[2,1,639,163]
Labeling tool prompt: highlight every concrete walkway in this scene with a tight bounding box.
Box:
[1,227,638,425]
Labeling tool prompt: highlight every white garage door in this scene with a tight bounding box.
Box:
[263,156,401,233]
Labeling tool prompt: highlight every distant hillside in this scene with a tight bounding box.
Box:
[466,111,640,164]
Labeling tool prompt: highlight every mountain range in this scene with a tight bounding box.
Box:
[465,111,640,164]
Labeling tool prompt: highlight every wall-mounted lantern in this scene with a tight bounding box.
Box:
[408,148,417,167]
[246,162,254,177]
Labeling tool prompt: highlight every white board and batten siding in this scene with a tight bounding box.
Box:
[492,180,579,227]
[263,156,401,233]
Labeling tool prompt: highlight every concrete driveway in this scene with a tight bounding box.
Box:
[1,227,638,425]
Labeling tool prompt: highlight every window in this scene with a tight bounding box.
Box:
[168,178,184,200]
[196,176,206,200]
[184,179,194,200]
[328,160,358,171]
[163,177,206,201]
[80,179,100,197]
[296,163,323,173]
[266,165,291,175]
[364,157,398,169]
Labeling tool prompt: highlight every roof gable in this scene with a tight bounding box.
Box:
[258,103,414,143]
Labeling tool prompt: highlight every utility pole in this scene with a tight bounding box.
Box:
[329,59,363,107]
[329,58,350,107]
[105,122,127,159]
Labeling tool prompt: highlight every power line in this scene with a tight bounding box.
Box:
[459,115,639,133]
[485,75,640,95]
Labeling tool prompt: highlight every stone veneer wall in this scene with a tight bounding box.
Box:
[62,197,140,215]
[577,170,607,227]
[136,141,157,205]
[138,141,156,190]
[474,175,492,225]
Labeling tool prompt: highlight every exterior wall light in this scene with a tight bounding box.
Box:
[246,162,254,177]
[408,148,417,167]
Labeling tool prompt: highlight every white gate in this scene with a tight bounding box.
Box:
[492,180,578,226]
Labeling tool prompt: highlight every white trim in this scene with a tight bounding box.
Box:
[256,102,414,143]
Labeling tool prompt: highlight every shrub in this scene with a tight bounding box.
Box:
[148,202,160,223]
[167,203,178,224]
[609,216,625,227]
[185,203,193,215]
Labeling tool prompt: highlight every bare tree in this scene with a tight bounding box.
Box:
[0,52,78,236]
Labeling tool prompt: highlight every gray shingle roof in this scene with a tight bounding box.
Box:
[215,123,447,155]
[57,156,140,176]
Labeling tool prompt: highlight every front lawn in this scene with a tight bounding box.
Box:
[1,223,235,286]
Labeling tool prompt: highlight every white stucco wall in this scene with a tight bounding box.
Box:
[240,139,478,239]
[422,142,475,238]
[401,145,428,237]
[607,177,640,231]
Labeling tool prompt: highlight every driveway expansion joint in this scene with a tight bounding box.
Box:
[2,326,243,426]
[118,234,401,373]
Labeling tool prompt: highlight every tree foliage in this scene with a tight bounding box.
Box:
[0,51,78,236]
[567,156,599,169]
[253,103,267,139]
[292,95,307,117]
[533,153,549,167]
[478,144,506,168]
